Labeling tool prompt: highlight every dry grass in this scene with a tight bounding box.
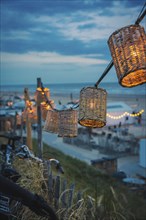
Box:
[13,158,55,220]
[13,157,137,220]
[0,136,145,220]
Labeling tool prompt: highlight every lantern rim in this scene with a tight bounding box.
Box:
[78,118,106,128]
[80,86,107,94]
[119,69,146,88]
[108,24,143,42]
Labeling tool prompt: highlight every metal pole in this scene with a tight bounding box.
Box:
[37,77,43,158]
[95,60,113,87]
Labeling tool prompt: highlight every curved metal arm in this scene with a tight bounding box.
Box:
[95,60,113,87]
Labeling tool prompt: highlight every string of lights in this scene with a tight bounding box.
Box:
[106,109,144,120]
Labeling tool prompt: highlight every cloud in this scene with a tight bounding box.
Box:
[1,52,108,66]
[31,3,141,43]
[54,8,141,42]
[2,2,141,44]
[1,0,143,85]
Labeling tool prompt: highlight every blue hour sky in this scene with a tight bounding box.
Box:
[1,0,145,85]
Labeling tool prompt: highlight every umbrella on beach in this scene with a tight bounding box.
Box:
[13,100,35,109]
[13,100,26,109]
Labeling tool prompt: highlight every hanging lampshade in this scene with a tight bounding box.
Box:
[22,109,27,122]
[78,87,107,128]
[58,109,78,137]
[35,87,50,105]
[25,100,33,108]
[28,106,38,124]
[22,106,37,124]
[108,24,146,87]
[43,110,59,133]
[41,100,54,121]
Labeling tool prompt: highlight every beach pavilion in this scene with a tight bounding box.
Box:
[106,101,133,126]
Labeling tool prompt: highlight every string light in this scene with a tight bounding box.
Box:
[106,109,144,119]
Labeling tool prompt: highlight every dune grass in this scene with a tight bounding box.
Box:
[1,136,146,219]
[31,139,146,220]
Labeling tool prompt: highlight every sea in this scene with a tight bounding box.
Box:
[1,82,146,98]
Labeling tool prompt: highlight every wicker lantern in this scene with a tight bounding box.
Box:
[43,110,59,133]
[35,87,50,105]
[58,109,78,137]
[41,100,54,121]
[78,87,107,128]
[22,106,37,124]
[22,108,28,123]
[108,24,146,87]
[25,100,31,108]
[27,106,37,124]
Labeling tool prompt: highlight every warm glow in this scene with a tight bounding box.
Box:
[108,24,146,88]
[107,109,144,119]
[36,87,49,92]
[90,101,95,109]
[79,87,107,128]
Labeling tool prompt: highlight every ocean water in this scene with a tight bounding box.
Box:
[1,82,146,97]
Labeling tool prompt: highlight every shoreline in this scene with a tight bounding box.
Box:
[1,90,146,120]
[0,90,146,178]
[1,91,145,103]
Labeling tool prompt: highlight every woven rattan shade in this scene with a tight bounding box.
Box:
[43,110,59,133]
[41,106,49,121]
[22,107,37,124]
[58,109,78,137]
[22,109,27,122]
[28,106,37,124]
[78,87,107,128]
[41,100,54,121]
[108,24,146,87]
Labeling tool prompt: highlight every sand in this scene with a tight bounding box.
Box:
[1,89,146,178]
[1,89,146,132]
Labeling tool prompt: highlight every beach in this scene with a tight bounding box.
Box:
[1,89,146,124]
[1,87,146,135]
[0,85,146,178]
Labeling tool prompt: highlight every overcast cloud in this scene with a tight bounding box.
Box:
[1,0,145,85]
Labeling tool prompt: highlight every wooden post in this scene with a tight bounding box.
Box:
[13,112,17,135]
[20,110,23,139]
[26,113,32,150]
[24,88,32,150]
[37,77,43,158]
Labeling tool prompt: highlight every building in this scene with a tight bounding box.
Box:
[106,101,133,126]
[139,139,146,169]
[91,157,117,174]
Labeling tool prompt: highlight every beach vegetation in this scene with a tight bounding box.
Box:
[11,139,146,219]
[0,136,146,219]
